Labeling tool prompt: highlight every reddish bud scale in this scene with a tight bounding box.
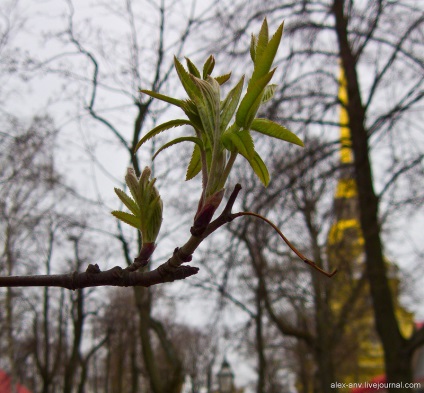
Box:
[192,189,225,236]
[133,243,156,267]
[191,204,216,236]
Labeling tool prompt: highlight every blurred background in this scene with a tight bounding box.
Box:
[1,0,423,392]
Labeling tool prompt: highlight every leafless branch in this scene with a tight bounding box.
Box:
[354,0,383,61]
[365,13,424,110]
[65,0,130,152]
[378,155,424,200]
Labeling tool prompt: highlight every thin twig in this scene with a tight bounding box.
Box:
[232,211,337,278]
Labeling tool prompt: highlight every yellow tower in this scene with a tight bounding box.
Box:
[327,66,414,389]
[328,67,362,260]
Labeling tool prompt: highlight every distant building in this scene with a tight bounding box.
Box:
[211,358,244,393]
[182,358,244,393]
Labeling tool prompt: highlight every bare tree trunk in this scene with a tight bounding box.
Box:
[64,288,84,393]
[134,286,163,393]
[313,276,337,393]
[5,225,17,393]
[78,334,108,393]
[64,238,86,393]
[105,338,111,393]
[42,285,51,393]
[306,203,337,393]
[6,288,17,393]
[133,285,185,393]
[130,333,139,393]
[331,1,413,390]
[243,237,270,393]
[207,360,213,393]
[255,283,267,393]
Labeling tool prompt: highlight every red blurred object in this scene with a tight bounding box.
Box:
[351,375,387,393]
[351,322,424,393]
[0,370,32,393]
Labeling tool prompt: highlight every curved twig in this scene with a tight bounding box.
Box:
[232,211,337,278]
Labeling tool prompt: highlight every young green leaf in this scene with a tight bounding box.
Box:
[249,21,284,87]
[174,56,201,101]
[256,18,269,60]
[186,144,202,180]
[186,57,201,78]
[245,152,270,186]
[140,90,183,108]
[152,136,204,160]
[203,55,215,79]
[250,34,257,62]
[220,76,245,133]
[236,69,276,128]
[221,129,255,159]
[146,195,163,241]
[125,169,142,205]
[134,119,193,153]
[250,118,304,146]
[113,167,163,244]
[193,77,220,121]
[241,90,265,130]
[215,73,232,85]
[111,211,142,229]
[180,100,204,131]
[261,84,277,104]
[191,76,221,142]
[114,188,140,215]
[139,166,152,193]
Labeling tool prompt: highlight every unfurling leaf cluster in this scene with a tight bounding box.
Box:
[113,18,306,246]
[112,167,163,245]
[135,19,303,228]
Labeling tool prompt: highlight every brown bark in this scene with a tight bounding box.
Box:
[5,225,17,393]
[256,278,267,393]
[331,0,414,389]
[63,288,84,393]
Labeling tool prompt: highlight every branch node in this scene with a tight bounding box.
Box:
[190,225,204,237]
[157,263,199,282]
[173,247,192,263]
[127,243,156,272]
[86,264,101,274]
[111,266,123,278]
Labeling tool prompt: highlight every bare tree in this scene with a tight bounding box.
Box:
[331,2,424,388]
[199,140,341,393]
[0,115,60,391]
[0,114,107,392]
[210,0,424,390]
[18,1,216,391]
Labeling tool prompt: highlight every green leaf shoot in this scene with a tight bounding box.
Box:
[250,118,304,147]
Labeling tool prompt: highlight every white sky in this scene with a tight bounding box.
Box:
[2,0,424,390]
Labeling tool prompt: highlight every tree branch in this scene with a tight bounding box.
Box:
[377,155,424,200]
[65,0,131,153]
[0,184,244,289]
[364,13,424,111]
[0,261,199,289]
